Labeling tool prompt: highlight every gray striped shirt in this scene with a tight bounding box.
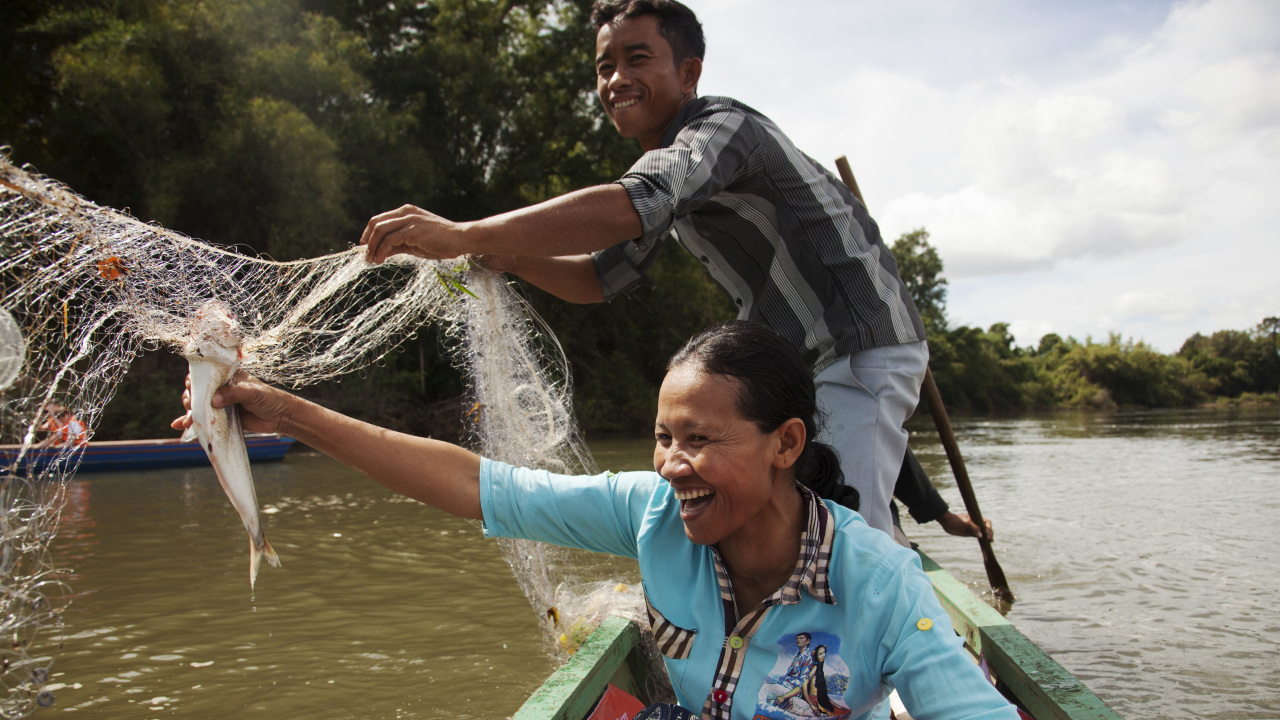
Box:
[593,96,925,372]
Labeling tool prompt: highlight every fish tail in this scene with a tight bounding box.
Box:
[247,535,281,590]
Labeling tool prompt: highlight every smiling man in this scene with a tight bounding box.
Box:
[359,0,928,538]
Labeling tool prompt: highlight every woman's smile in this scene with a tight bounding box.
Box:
[674,486,716,518]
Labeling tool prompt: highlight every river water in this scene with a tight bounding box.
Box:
[42,406,1279,719]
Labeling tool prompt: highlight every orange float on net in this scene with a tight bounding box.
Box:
[97,256,127,281]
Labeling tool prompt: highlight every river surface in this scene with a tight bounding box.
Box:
[42,406,1280,719]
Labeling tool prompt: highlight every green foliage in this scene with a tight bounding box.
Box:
[1045,334,1201,409]
[1177,320,1280,398]
[94,350,190,441]
[890,228,948,333]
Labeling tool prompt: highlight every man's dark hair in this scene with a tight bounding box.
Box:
[590,0,706,63]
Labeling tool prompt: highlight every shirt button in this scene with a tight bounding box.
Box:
[728,635,744,649]
[735,298,743,306]
[713,689,729,703]
[700,255,709,263]
[917,618,934,631]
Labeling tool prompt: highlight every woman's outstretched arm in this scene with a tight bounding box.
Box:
[174,373,482,520]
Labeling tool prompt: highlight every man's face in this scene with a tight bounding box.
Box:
[595,14,701,151]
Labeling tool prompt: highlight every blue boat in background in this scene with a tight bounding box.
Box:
[0,434,297,475]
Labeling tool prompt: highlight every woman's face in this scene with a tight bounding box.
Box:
[654,363,792,546]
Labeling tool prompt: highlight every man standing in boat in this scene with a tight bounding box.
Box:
[358,0,928,538]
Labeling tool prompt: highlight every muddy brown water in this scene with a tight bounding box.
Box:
[43,406,1280,718]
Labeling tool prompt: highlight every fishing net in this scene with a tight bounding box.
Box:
[0,151,635,716]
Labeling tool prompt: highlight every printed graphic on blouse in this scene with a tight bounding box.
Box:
[754,631,851,720]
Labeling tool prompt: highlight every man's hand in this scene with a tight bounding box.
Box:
[171,371,296,436]
[936,511,994,541]
[360,205,466,265]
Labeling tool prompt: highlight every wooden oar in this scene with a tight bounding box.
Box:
[834,155,1015,603]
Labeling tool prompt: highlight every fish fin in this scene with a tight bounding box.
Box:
[180,424,197,443]
[261,537,281,568]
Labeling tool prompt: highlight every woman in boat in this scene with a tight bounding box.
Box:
[174,320,1015,720]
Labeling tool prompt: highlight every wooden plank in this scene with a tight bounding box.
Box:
[917,551,1123,720]
[512,615,644,720]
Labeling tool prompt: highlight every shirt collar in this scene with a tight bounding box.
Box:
[785,483,837,605]
[658,95,707,149]
[711,483,838,610]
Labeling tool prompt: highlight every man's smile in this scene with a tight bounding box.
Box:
[612,98,640,109]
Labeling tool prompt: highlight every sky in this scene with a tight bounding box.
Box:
[683,0,1280,352]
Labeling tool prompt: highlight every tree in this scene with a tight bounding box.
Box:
[890,228,948,333]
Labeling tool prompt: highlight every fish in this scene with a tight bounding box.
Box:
[181,299,280,588]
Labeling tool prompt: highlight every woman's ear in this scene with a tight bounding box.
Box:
[772,418,806,470]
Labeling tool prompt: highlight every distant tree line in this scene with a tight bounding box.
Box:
[2,1,1272,441]
[893,230,1280,412]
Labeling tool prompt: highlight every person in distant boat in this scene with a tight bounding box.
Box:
[37,401,88,449]
[174,320,1016,720]
[355,0,929,542]
[892,447,992,547]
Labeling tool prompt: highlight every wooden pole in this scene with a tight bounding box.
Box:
[834,154,1014,603]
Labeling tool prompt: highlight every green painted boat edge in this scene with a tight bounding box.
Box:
[512,615,653,720]
[917,549,1123,720]
[515,554,1125,720]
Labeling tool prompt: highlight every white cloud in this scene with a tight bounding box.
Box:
[688,0,1280,350]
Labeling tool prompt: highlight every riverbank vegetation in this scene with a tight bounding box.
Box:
[3,0,1275,439]
[893,231,1279,413]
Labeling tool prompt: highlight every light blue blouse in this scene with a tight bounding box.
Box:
[480,459,1017,720]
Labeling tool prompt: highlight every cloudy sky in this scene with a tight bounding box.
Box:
[684,0,1279,352]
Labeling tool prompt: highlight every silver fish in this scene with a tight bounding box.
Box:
[181,300,280,588]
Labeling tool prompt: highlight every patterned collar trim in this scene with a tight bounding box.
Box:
[710,483,838,612]
[788,484,837,606]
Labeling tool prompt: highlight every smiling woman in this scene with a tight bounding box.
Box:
[182,320,1018,720]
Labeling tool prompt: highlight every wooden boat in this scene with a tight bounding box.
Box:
[513,549,1123,720]
[0,434,296,475]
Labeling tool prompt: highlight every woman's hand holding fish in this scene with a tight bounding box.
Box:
[172,373,484,520]
[171,371,293,436]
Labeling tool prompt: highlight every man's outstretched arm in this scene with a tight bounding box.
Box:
[361,184,642,265]
[475,254,605,305]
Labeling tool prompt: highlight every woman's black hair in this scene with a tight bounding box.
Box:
[668,321,858,511]
[810,645,838,714]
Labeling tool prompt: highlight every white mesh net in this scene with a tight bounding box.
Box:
[0,151,641,716]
